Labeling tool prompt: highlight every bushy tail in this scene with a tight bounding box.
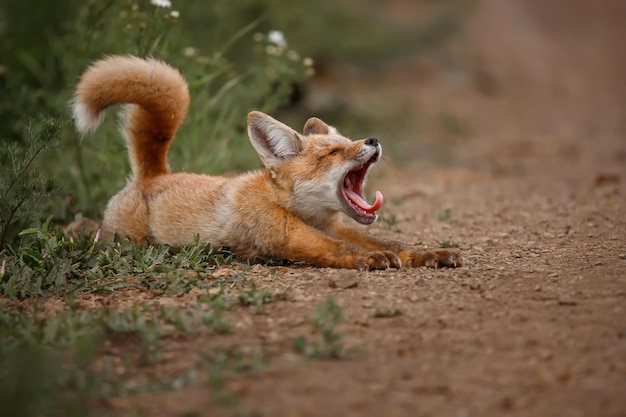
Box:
[72,55,190,179]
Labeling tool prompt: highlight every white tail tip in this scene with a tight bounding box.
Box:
[72,100,105,135]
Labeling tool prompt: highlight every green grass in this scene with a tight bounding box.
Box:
[294,297,354,359]
[0,219,233,299]
[438,208,453,221]
[438,240,460,248]
[238,284,275,313]
[378,213,399,228]
[0,239,283,415]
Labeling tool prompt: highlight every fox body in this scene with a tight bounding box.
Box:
[73,55,462,270]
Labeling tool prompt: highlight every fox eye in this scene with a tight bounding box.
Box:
[327,148,340,156]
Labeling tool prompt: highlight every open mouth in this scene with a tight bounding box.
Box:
[340,151,384,224]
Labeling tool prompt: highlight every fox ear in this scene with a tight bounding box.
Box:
[247,111,303,167]
[303,117,337,136]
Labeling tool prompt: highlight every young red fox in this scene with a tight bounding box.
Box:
[72,55,462,270]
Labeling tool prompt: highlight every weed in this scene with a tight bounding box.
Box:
[438,240,460,248]
[237,283,274,313]
[438,112,469,138]
[199,345,269,408]
[198,290,233,334]
[0,226,231,299]
[0,116,60,251]
[378,213,399,228]
[438,208,453,221]
[294,297,353,359]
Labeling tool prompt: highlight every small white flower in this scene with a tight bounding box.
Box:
[302,57,314,67]
[183,46,197,57]
[267,30,287,48]
[286,50,300,62]
[170,10,180,19]
[151,0,172,8]
[265,45,278,56]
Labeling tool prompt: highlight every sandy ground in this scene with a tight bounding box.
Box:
[26,1,626,416]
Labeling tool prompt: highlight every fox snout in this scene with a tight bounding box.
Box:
[354,136,382,166]
[364,137,379,147]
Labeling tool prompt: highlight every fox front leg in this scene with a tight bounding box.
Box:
[282,221,401,270]
[327,219,463,268]
[326,218,406,252]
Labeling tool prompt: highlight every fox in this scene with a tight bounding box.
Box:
[72,55,462,270]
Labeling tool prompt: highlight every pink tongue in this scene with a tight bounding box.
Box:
[345,190,384,214]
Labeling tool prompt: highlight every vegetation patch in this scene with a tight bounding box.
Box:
[294,297,354,359]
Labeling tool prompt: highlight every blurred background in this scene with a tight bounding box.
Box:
[1,0,624,247]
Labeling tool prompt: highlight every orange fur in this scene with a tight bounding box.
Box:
[72,56,463,270]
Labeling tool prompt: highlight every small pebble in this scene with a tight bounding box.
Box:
[469,281,481,290]
[328,270,360,289]
[558,296,577,306]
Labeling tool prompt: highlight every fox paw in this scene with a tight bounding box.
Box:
[402,249,463,268]
[361,251,402,270]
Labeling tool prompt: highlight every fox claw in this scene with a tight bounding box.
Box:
[363,251,402,270]
[433,249,463,268]
[401,249,463,268]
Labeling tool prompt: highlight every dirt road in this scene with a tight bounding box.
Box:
[76,1,626,415]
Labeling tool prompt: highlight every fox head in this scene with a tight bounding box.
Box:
[247,111,383,228]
